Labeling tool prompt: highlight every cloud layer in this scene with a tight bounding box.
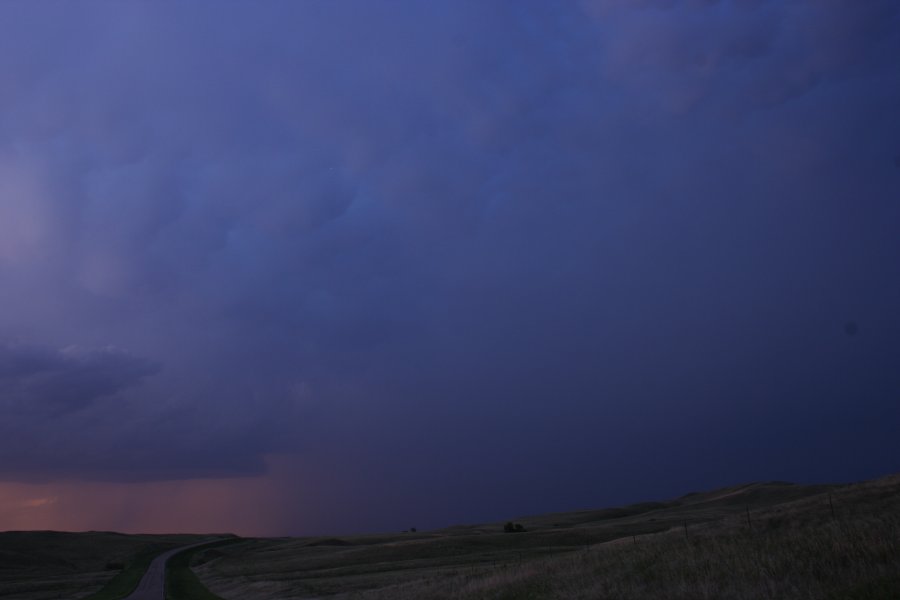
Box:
[0,342,158,413]
[0,1,898,531]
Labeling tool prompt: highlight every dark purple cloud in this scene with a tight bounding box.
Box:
[0,1,898,532]
[0,341,158,413]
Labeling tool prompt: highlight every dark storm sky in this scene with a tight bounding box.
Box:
[1,1,899,535]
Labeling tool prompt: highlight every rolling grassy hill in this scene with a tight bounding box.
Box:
[191,474,900,599]
[2,473,898,599]
[0,531,210,600]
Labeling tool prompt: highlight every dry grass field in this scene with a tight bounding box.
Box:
[0,531,209,600]
[193,474,900,599]
[2,474,897,599]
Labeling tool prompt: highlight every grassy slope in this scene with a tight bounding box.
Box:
[194,473,900,599]
[166,539,242,600]
[0,532,209,600]
[82,542,180,600]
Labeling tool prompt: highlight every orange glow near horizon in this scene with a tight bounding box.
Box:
[0,457,297,536]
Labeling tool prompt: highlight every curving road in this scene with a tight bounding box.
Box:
[124,541,215,600]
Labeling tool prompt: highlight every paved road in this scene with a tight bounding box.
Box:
[124,541,215,600]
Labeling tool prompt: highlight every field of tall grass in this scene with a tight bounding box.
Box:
[1,473,896,599]
[194,473,900,599]
[0,532,209,600]
[355,484,900,599]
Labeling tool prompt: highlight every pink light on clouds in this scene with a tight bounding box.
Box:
[0,156,57,267]
[0,455,299,536]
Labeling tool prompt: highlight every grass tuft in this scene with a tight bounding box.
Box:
[82,544,172,600]
[165,539,242,600]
